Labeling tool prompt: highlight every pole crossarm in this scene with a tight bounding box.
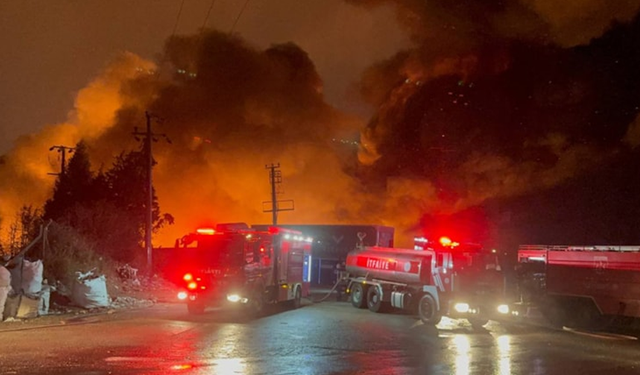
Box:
[264,163,294,225]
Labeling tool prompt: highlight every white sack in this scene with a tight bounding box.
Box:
[72,272,109,309]
[0,286,9,320]
[22,259,43,296]
[0,267,10,320]
[0,266,10,287]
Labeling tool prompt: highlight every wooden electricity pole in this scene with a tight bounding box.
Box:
[132,112,170,272]
[263,163,294,226]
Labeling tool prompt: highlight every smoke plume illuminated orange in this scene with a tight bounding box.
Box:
[3,2,640,252]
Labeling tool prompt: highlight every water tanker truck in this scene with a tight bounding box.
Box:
[344,237,510,327]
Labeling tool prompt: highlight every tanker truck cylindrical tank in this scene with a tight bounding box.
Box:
[345,247,433,285]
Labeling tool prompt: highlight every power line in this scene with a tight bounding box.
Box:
[201,0,217,30]
[153,0,187,81]
[170,0,186,38]
[230,0,251,34]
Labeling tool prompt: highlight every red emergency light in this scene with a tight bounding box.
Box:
[268,227,280,234]
[439,237,460,248]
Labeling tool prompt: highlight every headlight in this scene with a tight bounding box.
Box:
[454,302,470,313]
[227,294,241,303]
[177,291,188,300]
[497,304,510,314]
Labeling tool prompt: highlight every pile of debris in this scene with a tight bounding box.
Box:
[1,260,175,322]
[112,264,177,304]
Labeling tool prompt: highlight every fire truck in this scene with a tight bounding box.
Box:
[344,236,510,327]
[516,244,640,330]
[175,223,313,315]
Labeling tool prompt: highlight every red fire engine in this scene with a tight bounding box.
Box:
[516,244,640,329]
[175,223,312,315]
[344,236,509,327]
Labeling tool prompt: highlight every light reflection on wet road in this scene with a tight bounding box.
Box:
[1,301,640,374]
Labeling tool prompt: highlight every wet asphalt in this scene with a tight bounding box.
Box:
[0,296,639,375]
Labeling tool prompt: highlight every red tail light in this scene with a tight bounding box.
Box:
[187,282,198,290]
[183,273,193,281]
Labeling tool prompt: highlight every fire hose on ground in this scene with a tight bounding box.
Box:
[312,272,350,303]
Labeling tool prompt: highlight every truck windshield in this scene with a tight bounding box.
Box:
[189,235,244,267]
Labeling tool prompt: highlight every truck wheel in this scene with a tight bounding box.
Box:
[292,286,302,309]
[187,301,205,315]
[418,294,441,325]
[468,318,488,329]
[351,283,367,309]
[367,285,386,313]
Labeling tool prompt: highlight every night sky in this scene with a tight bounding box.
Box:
[0,0,406,154]
[2,0,640,252]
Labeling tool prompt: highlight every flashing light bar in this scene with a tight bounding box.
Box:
[415,236,460,248]
[196,228,216,235]
[439,237,460,248]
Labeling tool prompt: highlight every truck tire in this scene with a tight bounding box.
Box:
[418,294,441,325]
[351,283,367,309]
[187,301,205,315]
[367,285,387,313]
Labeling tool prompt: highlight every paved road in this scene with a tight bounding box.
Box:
[1,299,640,374]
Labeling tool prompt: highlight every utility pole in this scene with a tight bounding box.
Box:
[48,145,75,177]
[132,112,170,272]
[263,163,294,226]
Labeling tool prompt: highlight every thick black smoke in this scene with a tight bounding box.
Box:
[349,0,640,247]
